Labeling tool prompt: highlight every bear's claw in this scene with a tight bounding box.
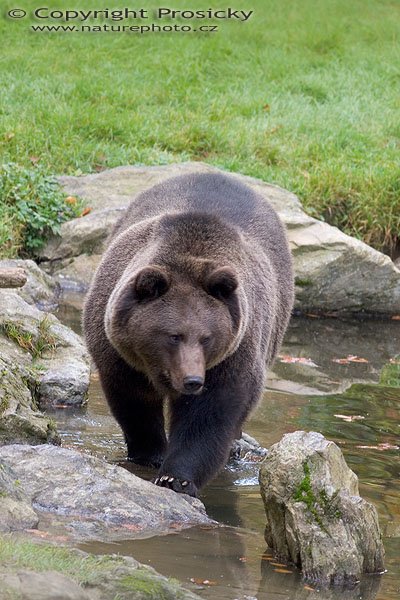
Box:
[153,474,197,496]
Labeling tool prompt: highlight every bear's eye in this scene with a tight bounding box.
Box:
[200,336,211,346]
[168,334,182,345]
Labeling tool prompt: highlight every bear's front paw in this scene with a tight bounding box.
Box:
[153,474,198,497]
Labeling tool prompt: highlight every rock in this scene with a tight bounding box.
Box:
[259,431,385,586]
[0,460,39,532]
[0,267,27,288]
[0,259,60,310]
[0,571,92,600]
[0,290,89,408]
[0,540,203,600]
[37,162,400,315]
[229,432,268,462]
[0,351,60,445]
[0,444,212,541]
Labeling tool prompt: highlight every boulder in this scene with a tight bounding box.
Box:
[259,431,385,586]
[0,290,89,409]
[0,542,202,600]
[229,432,268,462]
[0,444,212,541]
[0,259,60,310]
[0,459,39,532]
[0,350,59,445]
[37,162,400,315]
[0,267,27,288]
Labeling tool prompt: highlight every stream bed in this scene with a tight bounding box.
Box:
[54,298,400,600]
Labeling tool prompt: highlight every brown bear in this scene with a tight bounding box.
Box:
[83,172,294,497]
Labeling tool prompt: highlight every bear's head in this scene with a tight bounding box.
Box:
[105,263,246,396]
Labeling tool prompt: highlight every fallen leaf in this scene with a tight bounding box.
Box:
[304,585,316,591]
[274,568,293,574]
[278,355,318,367]
[65,195,77,205]
[4,132,15,141]
[334,414,365,422]
[80,207,92,216]
[25,530,69,543]
[29,155,40,164]
[332,355,368,364]
[262,103,270,111]
[357,443,399,451]
[391,315,400,320]
[190,578,217,586]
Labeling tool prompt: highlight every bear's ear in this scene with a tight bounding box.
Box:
[205,267,238,301]
[133,266,170,303]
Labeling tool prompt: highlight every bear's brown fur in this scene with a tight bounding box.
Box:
[83,172,294,496]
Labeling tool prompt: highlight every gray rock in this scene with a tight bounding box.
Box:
[0,546,202,600]
[0,290,89,408]
[0,444,212,540]
[0,351,60,446]
[0,571,92,600]
[259,431,385,586]
[0,460,39,532]
[0,259,60,310]
[37,162,400,314]
[230,432,268,462]
[0,267,27,288]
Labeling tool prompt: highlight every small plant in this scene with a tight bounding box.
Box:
[0,162,83,257]
[293,461,341,532]
[0,317,59,359]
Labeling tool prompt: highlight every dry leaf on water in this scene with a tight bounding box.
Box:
[278,355,318,367]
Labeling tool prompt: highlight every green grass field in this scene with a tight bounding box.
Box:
[0,0,399,256]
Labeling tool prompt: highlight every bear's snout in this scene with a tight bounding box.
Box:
[166,341,206,396]
[183,375,204,394]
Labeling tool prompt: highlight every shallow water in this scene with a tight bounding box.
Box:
[54,301,400,600]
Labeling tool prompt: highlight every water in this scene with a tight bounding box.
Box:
[54,299,400,600]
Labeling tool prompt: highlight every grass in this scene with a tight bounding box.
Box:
[0,0,399,254]
[0,317,59,359]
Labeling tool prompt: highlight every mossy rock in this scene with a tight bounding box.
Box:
[0,536,201,600]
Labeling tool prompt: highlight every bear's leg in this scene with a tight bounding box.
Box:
[98,355,167,468]
[155,363,262,496]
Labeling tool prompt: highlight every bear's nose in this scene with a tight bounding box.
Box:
[183,376,204,393]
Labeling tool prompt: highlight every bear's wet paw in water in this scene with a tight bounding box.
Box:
[154,475,198,497]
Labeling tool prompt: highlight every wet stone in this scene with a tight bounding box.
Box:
[0,444,212,541]
[259,431,385,586]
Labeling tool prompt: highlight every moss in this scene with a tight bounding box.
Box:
[295,277,313,287]
[119,570,192,600]
[0,395,10,416]
[293,461,341,532]
[120,572,168,599]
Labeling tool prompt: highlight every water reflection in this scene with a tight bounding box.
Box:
[53,304,400,600]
